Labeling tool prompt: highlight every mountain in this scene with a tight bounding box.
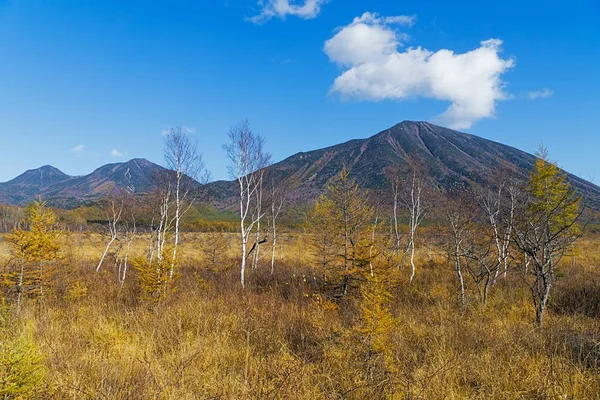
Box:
[0,158,168,207]
[1,121,599,209]
[206,120,600,208]
[0,165,74,205]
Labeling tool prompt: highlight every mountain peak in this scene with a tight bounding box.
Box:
[7,165,71,185]
[124,158,154,168]
[383,120,439,137]
[394,120,432,128]
[31,165,65,174]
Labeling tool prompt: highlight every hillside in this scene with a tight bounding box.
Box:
[1,121,599,209]
[206,121,600,208]
[0,158,168,208]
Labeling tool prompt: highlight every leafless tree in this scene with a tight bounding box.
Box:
[477,179,518,283]
[115,199,139,288]
[223,120,270,288]
[460,209,500,306]
[442,182,517,307]
[0,205,23,232]
[439,187,474,306]
[95,191,141,289]
[251,168,267,271]
[147,171,173,267]
[267,175,288,275]
[164,126,209,278]
[400,169,428,283]
[96,195,124,273]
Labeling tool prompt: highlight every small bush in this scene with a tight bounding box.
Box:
[0,306,46,399]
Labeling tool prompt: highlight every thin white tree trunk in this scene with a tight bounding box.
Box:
[455,241,465,305]
[253,225,260,270]
[271,217,277,275]
[503,189,516,278]
[239,176,249,288]
[241,237,247,289]
[171,174,181,278]
[121,225,135,287]
[96,235,117,273]
[407,172,422,284]
[409,239,416,283]
[393,181,401,257]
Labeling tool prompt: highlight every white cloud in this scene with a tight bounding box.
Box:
[324,13,515,129]
[70,144,85,154]
[383,15,417,26]
[528,88,554,100]
[248,0,326,23]
[110,148,126,158]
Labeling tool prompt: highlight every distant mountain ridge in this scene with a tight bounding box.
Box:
[0,158,168,208]
[1,121,599,209]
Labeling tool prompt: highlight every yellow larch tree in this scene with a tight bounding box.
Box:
[307,166,374,295]
[513,146,582,325]
[3,199,61,311]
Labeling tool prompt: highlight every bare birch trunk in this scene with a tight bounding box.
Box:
[392,180,401,257]
[97,235,117,273]
[170,175,181,279]
[454,241,465,305]
[271,216,277,275]
[241,236,247,289]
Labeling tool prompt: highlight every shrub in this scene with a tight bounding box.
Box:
[0,305,46,399]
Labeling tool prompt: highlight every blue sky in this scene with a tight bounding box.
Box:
[0,0,598,183]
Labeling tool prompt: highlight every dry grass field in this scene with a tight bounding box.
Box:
[1,231,600,399]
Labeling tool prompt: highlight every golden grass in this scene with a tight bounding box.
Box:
[1,232,600,399]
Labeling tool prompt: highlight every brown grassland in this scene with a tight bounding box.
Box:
[1,230,600,399]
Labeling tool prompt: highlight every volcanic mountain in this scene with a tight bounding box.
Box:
[0,158,168,208]
[1,121,599,209]
[205,121,600,208]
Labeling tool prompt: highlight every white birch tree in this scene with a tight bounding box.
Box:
[223,120,270,289]
[400,170,427,283]
[477,180,517,283]
[391,178,402,257]
[440,188,473,306]
[96,196,124,273]
[267,176,287,275]
[163,126,208,278]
